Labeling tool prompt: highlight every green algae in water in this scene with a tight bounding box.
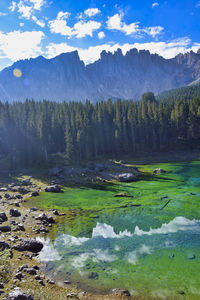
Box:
[31,161,200,299]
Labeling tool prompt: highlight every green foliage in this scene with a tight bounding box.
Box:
[0,96,199,168]
[157,84,200,102]
[0,250,11,283]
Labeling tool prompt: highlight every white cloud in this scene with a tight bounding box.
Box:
[73,20,101,38]
[37,238,61,262]
[107,13,140,35]
[93,249,117,262]
[107,12,161,37]
[107,13,123,31]
[49,19,73,36]
[29,0,46,10]
[19,22,24,27]
[0,30,44,61]
[152,2,159,8]
[32,15,45,27]
[98,31,105,39]
[84,8,101,17]
[18,1,32,19]
[57,11,71,20]
[45,37,199,65]
[49,12,101,38]
[144,26,164,38]
[9,0,46,27]
[0,12,7,16]
[9,1,17,12]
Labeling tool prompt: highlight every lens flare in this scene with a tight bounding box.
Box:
[13,68,22,78]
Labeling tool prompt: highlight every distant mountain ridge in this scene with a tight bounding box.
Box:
[0,48,200,102]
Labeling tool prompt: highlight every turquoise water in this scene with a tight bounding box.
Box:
[31,161,200,299]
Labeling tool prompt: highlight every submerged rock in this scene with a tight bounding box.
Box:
[153,168,166,174]
[114,193,133,197]
[111,288,131,297]
[118,173,136,182]
[88,272,98,279]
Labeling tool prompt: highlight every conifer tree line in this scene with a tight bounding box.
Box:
[0,92,200,168]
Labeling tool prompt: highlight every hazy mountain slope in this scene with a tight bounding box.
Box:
[0,48,200,102]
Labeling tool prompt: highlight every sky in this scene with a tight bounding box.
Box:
[0,0,200,70]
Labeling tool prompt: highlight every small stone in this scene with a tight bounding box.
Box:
[25,268,37,275]
[47,280,55,284]
[0,282,4,289]
[64,280,71,285]
[15,272,24,280]
[38,280,45,286]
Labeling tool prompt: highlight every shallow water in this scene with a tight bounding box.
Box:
[28,161,200,299]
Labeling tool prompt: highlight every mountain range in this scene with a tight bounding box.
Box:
[0,48,200,102]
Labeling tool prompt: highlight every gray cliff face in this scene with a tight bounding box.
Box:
[0,48,200,102]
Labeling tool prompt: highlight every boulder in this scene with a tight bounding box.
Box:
[0,241,10,251]
[15,224,25,232]
[0,213,7,223]
[4,287,34,300]
[21,179,31,186]
[153,168,166,174]
[15,187,30,194]
[29,191,39,197]
[45,185,61,193]
[0,226,11,232]
[13,239,43,253]
[29,207,37,212]
[118,173,136,182]
[4,193,10,199]
[25,268,37,275]
[36,213,55,224]
[10,209,21,217]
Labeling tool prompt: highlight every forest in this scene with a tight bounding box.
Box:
[0,92,200,168]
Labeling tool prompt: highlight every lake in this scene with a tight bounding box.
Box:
[27,161,200,299]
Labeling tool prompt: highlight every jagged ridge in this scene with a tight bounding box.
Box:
[0,48,200,102]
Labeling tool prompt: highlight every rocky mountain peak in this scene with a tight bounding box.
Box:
[0,48,199,102]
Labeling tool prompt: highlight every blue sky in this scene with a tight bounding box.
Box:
[0,0,199,70]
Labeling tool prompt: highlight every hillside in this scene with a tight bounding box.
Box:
[157,84,200,102]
